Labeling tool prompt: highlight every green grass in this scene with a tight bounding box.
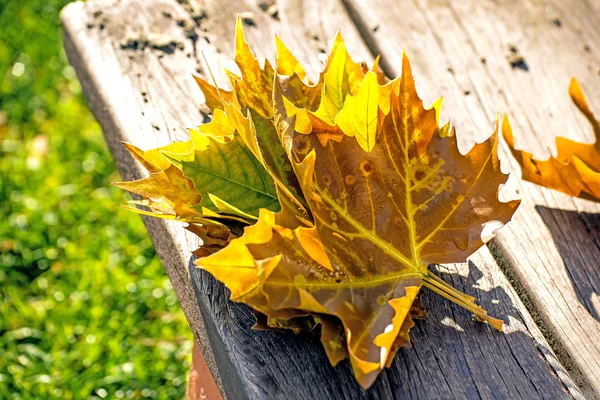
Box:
[0,1,193,398]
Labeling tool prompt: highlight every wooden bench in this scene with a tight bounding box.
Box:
[61,0,600,398]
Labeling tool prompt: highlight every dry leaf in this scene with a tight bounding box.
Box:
[503,78,600,200]
[194,25,518,387]
[116,16,520,389]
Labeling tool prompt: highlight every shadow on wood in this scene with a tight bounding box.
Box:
[536,205,600,323]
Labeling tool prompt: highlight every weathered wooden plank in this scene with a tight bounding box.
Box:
[341,0,600,396]
[61,0,581,398]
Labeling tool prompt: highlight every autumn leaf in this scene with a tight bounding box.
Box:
[113,139,204,217]
[503,78,600,200]
[117,142,256,254]
[116,19,520,389]
[196,49,519,387]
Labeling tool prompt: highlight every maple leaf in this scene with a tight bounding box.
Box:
[116,128,275,219]
[503,78,600,200]
[116,19,520,389]
[114,148,244,258]
[195,49,519,387]
[115,128,274,262]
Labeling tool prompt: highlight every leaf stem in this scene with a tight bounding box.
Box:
[425,269,476,302]
[422,271,503,331]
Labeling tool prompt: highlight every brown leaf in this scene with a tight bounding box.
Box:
[196,52,518,388]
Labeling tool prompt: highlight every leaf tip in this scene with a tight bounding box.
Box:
[333,29,344,44]
[234,14,249,57]
[568,77,581,97]
[501,114,515,148]
[400,50,416,95]
[429,96,443,126]
[401,50,411,72]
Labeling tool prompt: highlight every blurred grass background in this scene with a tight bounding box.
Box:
[0,1,193,398]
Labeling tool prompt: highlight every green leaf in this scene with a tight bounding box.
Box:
[166,135,280,217]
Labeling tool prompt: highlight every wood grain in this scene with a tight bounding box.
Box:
[339,0,600,396]
[61,0,584,398]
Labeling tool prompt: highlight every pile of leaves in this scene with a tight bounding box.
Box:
[116,18,520,388]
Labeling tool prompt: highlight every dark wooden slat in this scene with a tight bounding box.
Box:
[339,0,600,396]
[61,0,581,397]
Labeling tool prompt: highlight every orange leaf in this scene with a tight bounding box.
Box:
[503,78,600,200]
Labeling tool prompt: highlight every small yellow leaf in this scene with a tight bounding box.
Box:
[312,41,348,125]
[336,71,380,152]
